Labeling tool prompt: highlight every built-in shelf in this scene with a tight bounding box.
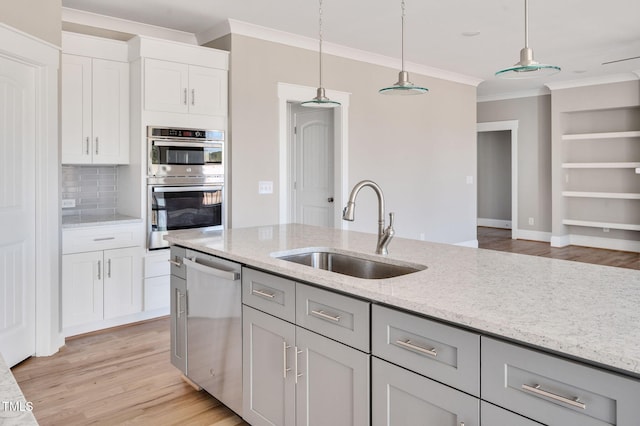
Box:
[562,130,640,141]
[561,162,640,169]
[563,219,640,232]
[562,191,640,200]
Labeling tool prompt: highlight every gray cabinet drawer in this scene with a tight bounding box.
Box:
[372,304,480,396]
[242,268,296,322]
[482,337,640,426]
[481,401,544,426]
[169,246,186,279]
[296,283,370,352]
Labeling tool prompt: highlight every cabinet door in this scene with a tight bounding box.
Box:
[295,327,370,426]
[170,275,187,374]
[372,357,479,426]
[61,54,92,164]
[62,251,103,327]
[481,401,545,426]
[188,65,227,116]
[92,58,129,164]
[103,246,142,319]
[243,306,296,426]
[144,58,189,113]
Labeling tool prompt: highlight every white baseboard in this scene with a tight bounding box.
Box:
[516,229,551,243]
[456,239,479,248]
[551,234,639,252]
[478,218,512,229]
[63,307,170,338]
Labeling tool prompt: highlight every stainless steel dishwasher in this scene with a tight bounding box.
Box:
[183,249,242,416]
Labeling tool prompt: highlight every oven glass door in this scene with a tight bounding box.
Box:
[151,185,222,233]
[150,141,222,166]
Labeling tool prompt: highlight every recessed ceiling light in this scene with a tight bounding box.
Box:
[462,31,481,37]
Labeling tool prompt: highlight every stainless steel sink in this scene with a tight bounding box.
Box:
[275,249,426,279]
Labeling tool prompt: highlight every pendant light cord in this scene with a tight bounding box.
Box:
[401,0,406,72]
[524,0,529,48]
[318,0,324,88]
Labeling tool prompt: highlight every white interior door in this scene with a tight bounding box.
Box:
[292,106,335,227]
[0,55,36,367]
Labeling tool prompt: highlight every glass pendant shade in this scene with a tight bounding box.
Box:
[379,0,428,95]
[302,0,340,108]
[496,0,560,79]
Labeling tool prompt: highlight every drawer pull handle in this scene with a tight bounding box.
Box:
[395,339,438,357]
[311,309,341,322]
[168,259,182,267]
[521,383,586,410]
[252,288,276,299]
[93,237,115,241]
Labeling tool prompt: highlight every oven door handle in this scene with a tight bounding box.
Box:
[152,186,223,193]
[151,141,221,148]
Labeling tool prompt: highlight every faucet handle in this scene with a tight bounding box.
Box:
[388,212,395,227]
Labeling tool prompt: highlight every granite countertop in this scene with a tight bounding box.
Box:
[62,214,143,228]
[165,223,640,378]
[0,355,37,425]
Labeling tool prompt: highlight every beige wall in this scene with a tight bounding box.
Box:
[478,131,511,222]
[478,95,552,233]
[0,0,61,46]
[224,34,477,244]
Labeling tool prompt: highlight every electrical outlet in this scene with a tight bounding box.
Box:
[528,217,535,226]
[62,199,76,208]
[603,227,610,233]
[466,176,473,184]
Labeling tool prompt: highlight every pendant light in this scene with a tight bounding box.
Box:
[379,0,428,95]
[301,0,340,108]
[495,0,560,79]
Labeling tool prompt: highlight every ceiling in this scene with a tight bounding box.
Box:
[61,0,640,99]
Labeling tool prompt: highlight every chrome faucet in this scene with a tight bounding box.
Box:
[342,180,395,255]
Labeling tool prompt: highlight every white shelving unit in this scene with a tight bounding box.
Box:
[562,191,640,200]
[562,219,640,232]
[562,162,640,169]
[561,130,640,140]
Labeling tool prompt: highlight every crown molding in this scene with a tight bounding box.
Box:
[200,19,482,87]
[62,7,197,44]
[477,87,551,103]
[545,72,640,91]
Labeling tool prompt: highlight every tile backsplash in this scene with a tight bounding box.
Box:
[61,165,118,218]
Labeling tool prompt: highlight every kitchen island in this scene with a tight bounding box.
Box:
[166,223,640,377]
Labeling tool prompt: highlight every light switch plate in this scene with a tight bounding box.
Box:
[258,181,273,194]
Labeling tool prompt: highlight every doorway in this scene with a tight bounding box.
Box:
[476,121,518,240]
[289,104,335,227]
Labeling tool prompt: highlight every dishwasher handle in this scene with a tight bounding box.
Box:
[183,257,240,281]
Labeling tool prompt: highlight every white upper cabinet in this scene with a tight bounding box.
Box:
[144,58,227,116]
[61,33,130,165]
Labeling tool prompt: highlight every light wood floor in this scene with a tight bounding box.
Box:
[11,229,637,425]
[12,318,248,426]
[477,226,639,270]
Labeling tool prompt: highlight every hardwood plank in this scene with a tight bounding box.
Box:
[11,317,249,426]
[477,227,639,270]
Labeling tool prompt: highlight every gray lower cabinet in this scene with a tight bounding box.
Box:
[242,305,369,426]
[482,337,640,426]
[169,274,187,374]
[481,401,544,426]
[372,357,479,426]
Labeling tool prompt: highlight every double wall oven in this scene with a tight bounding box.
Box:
[147,126,225,250]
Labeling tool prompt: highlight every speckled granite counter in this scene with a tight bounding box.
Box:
[0,355,37,425]
[165,224,640,378]
[62,214,142,228]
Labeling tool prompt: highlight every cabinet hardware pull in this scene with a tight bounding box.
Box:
[311,309,341,322]
[521,383,586,410]
[295,347,303,384]
[85,136,90,155]
[168,259,182,267]
[107,259,111,278]
[395,339,438,357]
[283,342,291,379]
[93,237,115,241]
[191,89,195,106]
[95,137,99,155]
[97,260,101,280]
[252,288,276,299]
[183,88,187,105]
